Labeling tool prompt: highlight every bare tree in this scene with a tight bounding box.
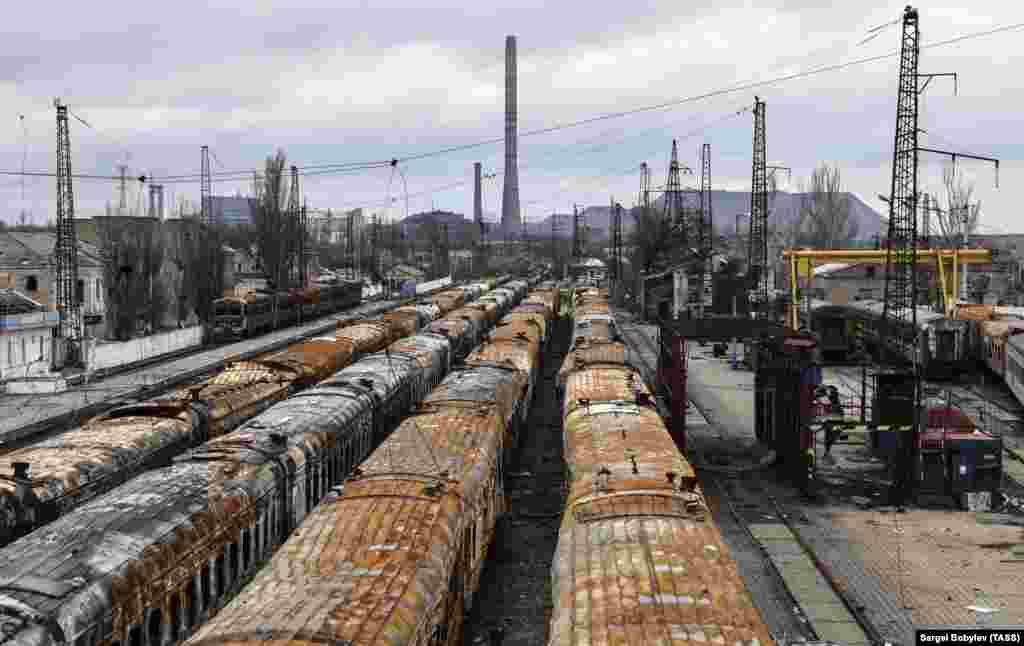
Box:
[796,163,858,249]
[98,220,168,340]
[253,150,299,290]
[182,218,226,326]
[930,165,981,248]
[630,205,674,274]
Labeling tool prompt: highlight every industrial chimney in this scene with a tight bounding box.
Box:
[474,162,483,227]
[501,35,521,234]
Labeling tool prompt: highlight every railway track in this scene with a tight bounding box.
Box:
[828,365,1024,430]
[462,316,569,646]
[705,471,815,643]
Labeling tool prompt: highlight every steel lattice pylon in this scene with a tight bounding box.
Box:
[881,7,921,358]
[748,97,768,317]
[611,200,623,282]
[54,100,82,353]
[298,201,308,287]
[200,146,212,226]
[572,204,585,259]
[664,140,685,246]
[698,143,713,262]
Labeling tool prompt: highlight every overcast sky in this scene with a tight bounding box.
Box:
[1,0,1021,234]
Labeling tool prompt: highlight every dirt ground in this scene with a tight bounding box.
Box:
[462,317,569,646]
[828,508,1024,626]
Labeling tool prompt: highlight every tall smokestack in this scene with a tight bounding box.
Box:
[501,35,521,234]
[474,162,483,226]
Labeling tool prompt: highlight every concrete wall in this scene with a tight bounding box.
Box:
[5,376,68,394]
[84,325,203,374]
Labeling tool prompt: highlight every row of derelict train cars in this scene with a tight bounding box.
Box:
[0,274,778,645]
[808,298,1024,405]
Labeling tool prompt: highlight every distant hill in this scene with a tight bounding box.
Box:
[522,191,885,240]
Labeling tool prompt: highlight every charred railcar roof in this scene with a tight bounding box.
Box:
[562,364,652,417]
[558,340,628,386]
[0,461,279,645]
[424,365,523,428]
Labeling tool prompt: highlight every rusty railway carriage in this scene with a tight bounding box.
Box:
[807,299,974,379]
[0,299,394,546]
[557,339,629,390]
[212,279,362,341]
[178,284,550,646]
[0,282,506,547]
[427,308,487,362]
[0,278,539,646]
[548,288,775,646]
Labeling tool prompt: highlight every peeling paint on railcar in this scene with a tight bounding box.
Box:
[557,341,628,387]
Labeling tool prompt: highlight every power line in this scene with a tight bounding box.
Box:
[393,20,1024,165]
[2,19,1019,192]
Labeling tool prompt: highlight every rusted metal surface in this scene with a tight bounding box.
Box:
[572,315,618,344]
[0,278,538,646]
[335,321,393,355]
[427,312,484,361]
[503,309,549,343]
[0,402,204,544]
[466,300,501,326]
[558,341,628,387]
[523,290,560,320]
[379,311,419,342]
[562,364,653,419]
[548,290,775,646]
[181,288,547,646]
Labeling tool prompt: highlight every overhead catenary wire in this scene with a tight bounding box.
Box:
[3,18,1020,189]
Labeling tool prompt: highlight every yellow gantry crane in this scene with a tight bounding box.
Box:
[782,248,994,329]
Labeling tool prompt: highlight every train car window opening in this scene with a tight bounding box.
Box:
[128,625,142,646]
[201,563,211,606]
[214,554,226,599]
[187,578,200,626]
[169,593,181,639]
[147,609,162,646]
[242,529,252,572]
[229,542,240,583]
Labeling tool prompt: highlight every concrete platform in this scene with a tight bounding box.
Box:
[0,302,394,448]
[615,312,872,646]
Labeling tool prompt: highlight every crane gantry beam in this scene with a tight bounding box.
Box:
[783,247,994,329]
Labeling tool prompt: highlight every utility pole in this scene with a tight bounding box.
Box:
[346,210,356,280]
[287,165,300,288]
[54,99,82,365]
[200,146,212,226]
[572,204,584,260]
[611,199,623,284]
[155,185,164,220]
[878,6,999,507]
[748,97,768,318]
[664,140,686,239]
[698,143,713,318]
[299,200,308,287]
[118,164,128,215]
[440,223,450,278]
[371,212,380,283]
